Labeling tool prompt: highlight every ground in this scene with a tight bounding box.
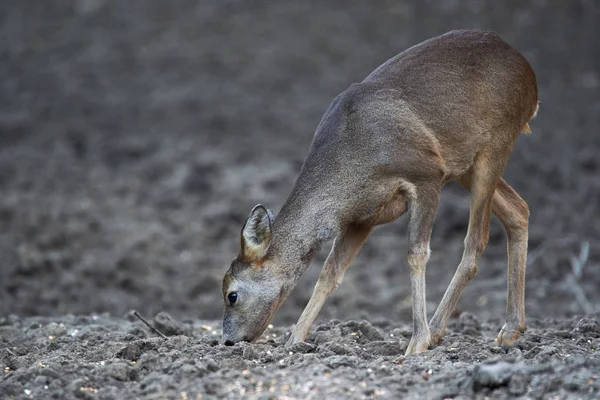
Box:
[1,0,599,399]
[1,313,599,399]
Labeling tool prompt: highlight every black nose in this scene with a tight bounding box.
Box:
[223,339,234,346]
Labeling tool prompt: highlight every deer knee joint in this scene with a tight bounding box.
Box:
[507,199,530,233]
[465,235,487,259]
[317,268,342,295]
[458,261,478,280]
[465,263,478,280]
[515,204,529,231]
[407,243,430,273]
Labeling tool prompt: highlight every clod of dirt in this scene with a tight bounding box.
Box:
[342,320,385,342]
[204,357,219,372]
[242,345,259,360]
[456,312,483,337]
[103,361,137,381]
[44,322,67,338]
[117,340,157,361]
[327,355,360,368]
[1,350,22,371]
[318,342,351,356]
[472,361,519,390]
[508,371,530,395]
[364,340,405,356]
[153,312,184,336]
[575,317,600,335]
[289,342,316,353]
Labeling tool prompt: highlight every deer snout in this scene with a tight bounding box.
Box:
[220,331,250,346]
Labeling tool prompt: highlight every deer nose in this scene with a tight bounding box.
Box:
[223,339,234,346]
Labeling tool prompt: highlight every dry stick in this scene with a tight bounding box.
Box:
[133,310,168,339]
[519,332,590,354]
[566,241,594,314]
[541,334,591,354]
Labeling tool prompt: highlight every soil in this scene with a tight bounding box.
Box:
[1,0,599,399]
[0,313,599,399]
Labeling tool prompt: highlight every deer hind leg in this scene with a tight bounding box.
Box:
[429,150,507,345]
[285,224,372,348]
[492,178,529,348]
[405,184,441,355]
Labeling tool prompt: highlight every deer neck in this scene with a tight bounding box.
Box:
[268,194,340,282]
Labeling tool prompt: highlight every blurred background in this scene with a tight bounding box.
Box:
[1,0,598,327]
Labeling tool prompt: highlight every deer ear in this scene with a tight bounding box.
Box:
[241,205,273,262]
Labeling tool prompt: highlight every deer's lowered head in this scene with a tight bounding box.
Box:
[221,205,283,345]
[221,193,339,345]
[222,201,327,345]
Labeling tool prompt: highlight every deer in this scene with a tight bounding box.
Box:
[221,29,538,355]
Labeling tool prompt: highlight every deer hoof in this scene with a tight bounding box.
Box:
[405,335,431,355]
[429,328,446,346]
[496,323,524,348]
[284,333,305,349]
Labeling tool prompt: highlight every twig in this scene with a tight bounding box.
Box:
[570,241,589,279]
[133,310,168,339]
[521,333,590,354]
[565,241,594,314]
[539,334,590,353]
[564,275,595,314]
[526,233,580,268]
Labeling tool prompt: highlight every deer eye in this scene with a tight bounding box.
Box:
[227,292,238,305]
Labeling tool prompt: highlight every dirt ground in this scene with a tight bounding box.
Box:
[1,0,599,399]
[1,313,599,399]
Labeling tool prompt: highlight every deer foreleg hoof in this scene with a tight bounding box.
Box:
[405,334,431,355]
[496,324,524,348]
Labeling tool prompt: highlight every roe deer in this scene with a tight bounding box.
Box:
[221,29,538,354]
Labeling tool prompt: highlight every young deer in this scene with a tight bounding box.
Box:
[221,30,538,354]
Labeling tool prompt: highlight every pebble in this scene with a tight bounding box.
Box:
[472,362,518,390]
[104,361,137,381]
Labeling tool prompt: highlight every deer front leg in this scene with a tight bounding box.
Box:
[285,225,372,347]
[405,185,440,355]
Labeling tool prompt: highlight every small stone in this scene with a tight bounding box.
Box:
[472,362,517,390]
[289,342,316,353]
[104,361,137,381]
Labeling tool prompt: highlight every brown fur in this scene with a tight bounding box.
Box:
[221,29,538,354]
